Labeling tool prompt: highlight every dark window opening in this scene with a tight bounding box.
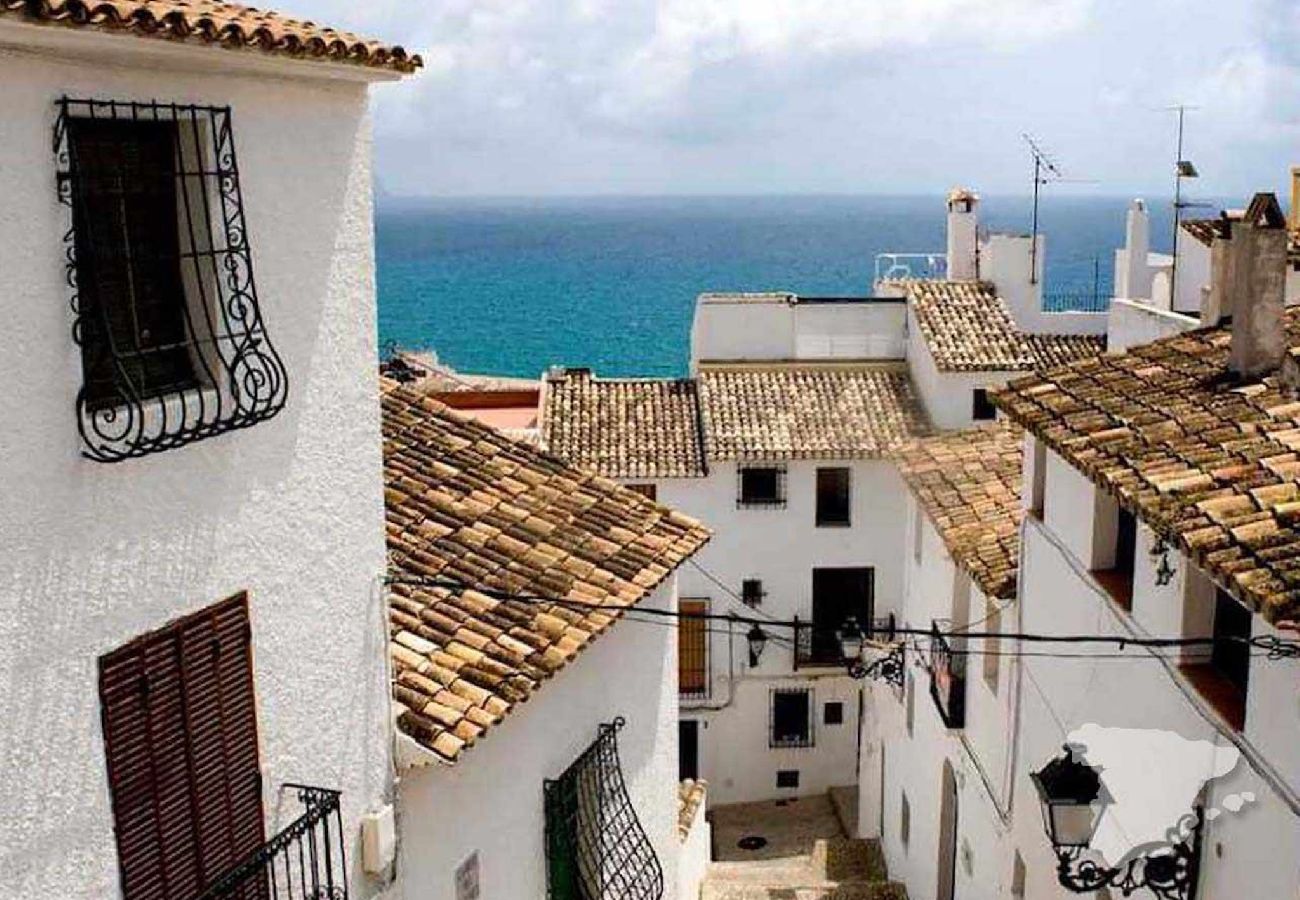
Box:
[816,467,851,526]
[972,389,997,421]
[770,688,813,748]
[1095,506,1137,610]
[1181,590,1252,731]
[679,721,699,781]
[627,483,657,502]
[824,701,844,725]
[776,770,800,789]
[739,466,785,508]
[69,117,198,410]
[98,593,264,899]
[742,579,765,607]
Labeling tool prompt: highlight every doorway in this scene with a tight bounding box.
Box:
[680,720,700,780]
[936,760,959,900]
[811,567,874,664]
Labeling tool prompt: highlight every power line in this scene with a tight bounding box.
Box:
[384,575,1300,660]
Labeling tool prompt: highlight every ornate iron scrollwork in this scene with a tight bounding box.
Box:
[544,718,664,900]
[54,97,288,462]
[1054,808,1203,900]
[849,642,905,688]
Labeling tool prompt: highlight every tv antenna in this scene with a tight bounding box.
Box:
[1167,104,1210,305]
[1023,134,1093,285]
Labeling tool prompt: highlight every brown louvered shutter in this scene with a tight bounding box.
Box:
[99,593,266,900]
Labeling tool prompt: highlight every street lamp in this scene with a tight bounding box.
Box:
[839,617,905,687]
[1031,745,1203,899]
[746,624,768,668]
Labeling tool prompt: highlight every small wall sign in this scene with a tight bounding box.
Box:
[455,851,480,900]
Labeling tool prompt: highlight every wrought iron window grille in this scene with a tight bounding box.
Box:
[544,718,664,900]
[54,97,288,462]
[769,687,815,749]
[197,783,349,899]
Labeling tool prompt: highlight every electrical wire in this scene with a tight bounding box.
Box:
[384,574,1300,660]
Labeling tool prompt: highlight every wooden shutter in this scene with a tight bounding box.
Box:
[678,600,708,696]
[99,593,265,900]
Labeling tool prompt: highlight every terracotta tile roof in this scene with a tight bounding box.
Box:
[698,362,931,461]
[0,1,422,73]
[992,307,1300,624]
[908,281,1033,371]
[383,386,710,763]
[678,779,707,840]
[1024,333,1109,369]
[1182,218,1223,249]
[541,369,708,479]
[897,424,1024,599]
[906,281,1107,372]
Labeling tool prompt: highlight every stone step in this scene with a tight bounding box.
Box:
[812,838,887,883]
[701,882,909,900]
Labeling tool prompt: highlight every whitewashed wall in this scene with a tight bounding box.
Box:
[397,580,682,900]
[1107,299,1199,353]
[678,794,711,900]
[1012,515,1300,900]
[633,460,908,804]
[904,305,1014,430]
[0,32,392,899]
[690,296,907,366]
[863,496,1019,900]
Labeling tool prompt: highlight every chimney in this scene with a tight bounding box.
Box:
[946,188,979,280]
[1290,167,1300,232]
[1220,193,1288,380]
[1116,199,1151,300]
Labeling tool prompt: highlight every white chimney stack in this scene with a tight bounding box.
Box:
[946,188,979,281]
[1116,199,1152,301]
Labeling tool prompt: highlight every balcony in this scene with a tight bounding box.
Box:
[927,622,967,729]
[874,252,947,284]
[197,784,349,899]
[793,614,896,671]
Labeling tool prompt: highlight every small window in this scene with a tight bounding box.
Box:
[983,601,1001,693]
[1011,851,1026,899]
[1178,589,1252,731]
[905,673,915,737]
[823,701,844,725]
[742,579,765,606]
[627,483,657,502]
[776,770,800,789]
[815,467,851,526]
[738,465,786,508]
[770,688,813,748]
[900,791,911,849]
[972,389,997,421]
[1095,505,1137,610]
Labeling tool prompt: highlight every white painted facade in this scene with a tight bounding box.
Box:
[0,25,398,900]
[652,459,909,806]
[396,581,686,900]
[859,493,1020,900]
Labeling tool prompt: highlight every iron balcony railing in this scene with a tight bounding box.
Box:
[874,252,947,283]
[928,621,967,729]
[1043,290,1110,313]
[793,614,896,670]
[197,784,348,900]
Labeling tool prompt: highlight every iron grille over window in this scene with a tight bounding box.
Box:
[54,98,288,462]
[544,718,663,900]
[769,687,814,749]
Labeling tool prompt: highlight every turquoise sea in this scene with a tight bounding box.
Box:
[375,194,1192,379]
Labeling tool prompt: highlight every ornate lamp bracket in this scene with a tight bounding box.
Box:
[1054,808,1203,900]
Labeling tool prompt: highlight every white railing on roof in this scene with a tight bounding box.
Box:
[874,252,947,283]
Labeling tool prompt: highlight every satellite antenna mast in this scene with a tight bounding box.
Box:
[1168,104,1201,305]
[1023,133,1063,286]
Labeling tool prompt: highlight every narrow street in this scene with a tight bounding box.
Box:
[703,789,908,900]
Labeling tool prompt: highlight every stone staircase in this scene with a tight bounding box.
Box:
[701,836,908,900]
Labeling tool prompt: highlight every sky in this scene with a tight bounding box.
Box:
[279,0,1300,199]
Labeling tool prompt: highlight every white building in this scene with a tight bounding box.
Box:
[381,385,712,900]
[861,424,1026,900]
[0,5,419,899]
[537,189,1107,811]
